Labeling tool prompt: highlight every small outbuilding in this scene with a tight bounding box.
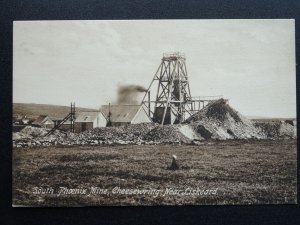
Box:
[75,111,107,133]
[32,115,55,128]
[100,105,151,126]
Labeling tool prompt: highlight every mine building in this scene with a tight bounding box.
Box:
[74,111,107,133]
[32,115,55,129]
[100,105,151,127]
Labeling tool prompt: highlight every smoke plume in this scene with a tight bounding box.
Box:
[117,85,147,104]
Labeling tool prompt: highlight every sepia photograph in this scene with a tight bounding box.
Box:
[12,19,296,206]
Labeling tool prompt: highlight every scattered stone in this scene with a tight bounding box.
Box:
[143,125,192,144]
[12,99,296,148]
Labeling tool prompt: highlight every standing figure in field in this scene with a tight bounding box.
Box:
[169,154,179,170]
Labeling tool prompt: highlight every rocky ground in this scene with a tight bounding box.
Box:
[13,99,297,148]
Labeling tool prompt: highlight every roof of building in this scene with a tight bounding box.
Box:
[49,116,63,121]
[100,105,143,123]
[32,115,53,125]
[75,111,104,123]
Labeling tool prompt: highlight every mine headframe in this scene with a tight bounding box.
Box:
[141,52,194,124]
[141,52,223,125]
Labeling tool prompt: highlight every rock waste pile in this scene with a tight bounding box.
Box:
[184,99,266,140]
[13,99,296,147]
[70,123,158,145]
[13,126,65,148]
[254,120,296,139]
[143,125,195,144]
[184,99,296,140]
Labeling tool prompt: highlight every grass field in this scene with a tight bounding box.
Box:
[12,140,297,206]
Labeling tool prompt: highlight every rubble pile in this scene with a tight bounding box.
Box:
[143,125,193,144]
[13,126,68,148]
[18,126,48,138]
[185,99,267,140]
[254,121,296,139]
[12,123,160,147]
[70,123,159,144]
[12,99,296,148]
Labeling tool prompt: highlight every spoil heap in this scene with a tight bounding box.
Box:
[143,125,194,144]
[71,123,158,144]
[254,120,296,139]
[184,99,266,140]
[12,126,51,140]
[12,99,296,148]
[13,126,66,147]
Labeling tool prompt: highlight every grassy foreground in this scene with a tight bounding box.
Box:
[12,140,297,206]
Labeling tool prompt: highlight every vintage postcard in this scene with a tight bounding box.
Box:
[12,19,296,206]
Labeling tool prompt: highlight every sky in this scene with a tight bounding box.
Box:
[13,19,296,118]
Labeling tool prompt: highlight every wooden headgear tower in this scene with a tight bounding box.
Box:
[142,52,194,124]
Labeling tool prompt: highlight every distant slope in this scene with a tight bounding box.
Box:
[13,103,98,119]
[247,116,296,121]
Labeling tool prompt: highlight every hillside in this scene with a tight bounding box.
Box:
[13,103,97,119]
[250,118,296,122]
